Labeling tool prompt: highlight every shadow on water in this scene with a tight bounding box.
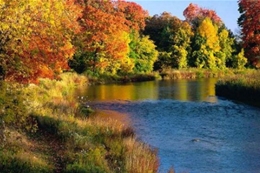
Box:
[83,78,260,173]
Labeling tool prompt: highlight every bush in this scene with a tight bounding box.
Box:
[0,82,36,132]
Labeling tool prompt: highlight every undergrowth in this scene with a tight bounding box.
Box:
[0,72,158,173]
[216,69,260,107]
[160,68,234,79]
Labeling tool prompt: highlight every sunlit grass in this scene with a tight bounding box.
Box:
[160,67,231,79]
[124,138,159,173]
[1,72,158,172]
[216,69,260,106]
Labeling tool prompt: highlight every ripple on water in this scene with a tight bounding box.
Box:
[91,99,260,173]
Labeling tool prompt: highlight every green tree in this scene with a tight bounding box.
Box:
[144,12,193,70]
[216,29,234,69]
[129,33,158,73]
[169,22,193,69]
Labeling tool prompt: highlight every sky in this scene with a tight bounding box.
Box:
[130,0,240,33]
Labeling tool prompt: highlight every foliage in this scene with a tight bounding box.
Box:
[169,22,193,69]
[70,0,152,76]
[192,18,220,69]
[238,0,260,67]
[183,3,223,27]
[144,12,193,70]
[0,82,36,132]
[129,32,158,73]
[217,29,234,68]
[0,0,82,83]
[154,52,172,70]
[232,49,247,69]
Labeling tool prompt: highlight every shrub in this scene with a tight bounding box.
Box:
[0,82,36,132]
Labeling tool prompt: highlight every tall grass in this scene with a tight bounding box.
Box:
[160,68,231,80]
[1,72,158,173]
[216,69,260,106]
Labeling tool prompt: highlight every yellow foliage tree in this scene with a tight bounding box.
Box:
[193,18,220,69]
[0,0,82,83]
[197,18,220,51]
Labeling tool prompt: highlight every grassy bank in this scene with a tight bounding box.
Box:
[216,69,260,107]
[160,68,235,80]
[86,72,160,85]
[85,68,242,85]
[0,73,158,173]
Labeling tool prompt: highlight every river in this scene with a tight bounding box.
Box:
[83,78,260,173]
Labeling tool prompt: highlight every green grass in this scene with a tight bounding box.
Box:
[0,72,158,173]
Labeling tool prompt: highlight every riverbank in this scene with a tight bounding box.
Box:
[86,68,246,85]
[216,69,260,107]
[86,72,159,85]
[159,68,237,80]
[0,73,158,173]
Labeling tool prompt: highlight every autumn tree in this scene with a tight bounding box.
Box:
[216,28,234,68]
[70,0,155,75]
[144,12,175,51]
[183,3,222,27]
[71,1,130,74]
[238,0,260,67]
[144,12,193,70]
[0,0,82,83]
[169,22,193,69]
[116,1,148,31]
[192,18,220,69]
[183,3,238,69]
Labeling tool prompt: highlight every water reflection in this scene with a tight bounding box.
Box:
[85,81,159,101]
[84,78,260,173]
[84,78,218,102]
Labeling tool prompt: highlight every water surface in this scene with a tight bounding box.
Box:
[84,78,260,173]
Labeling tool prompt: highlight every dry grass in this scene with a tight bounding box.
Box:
[124,138,159,173]
[1,72,159,172]
[216,69,260,106]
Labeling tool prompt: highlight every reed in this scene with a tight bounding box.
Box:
[216,69,260,107]
[160,68,229,80]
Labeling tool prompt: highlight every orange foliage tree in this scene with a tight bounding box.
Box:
[116,1,148,31]
[0,0,82,83]
[71,0,151,75]
[72,0,130,74]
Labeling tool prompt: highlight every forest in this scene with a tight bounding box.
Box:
[0,0,260,172]
[0,0,259,84]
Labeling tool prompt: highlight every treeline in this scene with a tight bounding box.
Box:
[144,3,247,71]
[0,0,157,83]
[0,0,259,83]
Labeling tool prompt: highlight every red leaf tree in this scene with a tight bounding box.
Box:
[183,3,222,27]
[238,0,260,67]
